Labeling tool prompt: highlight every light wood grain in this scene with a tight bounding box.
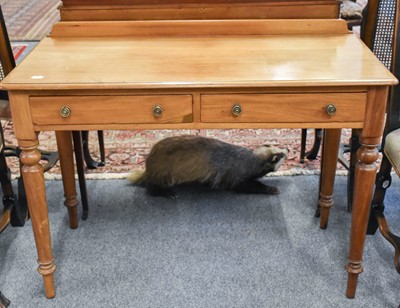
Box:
[31,121,366,131]
[200,93,366,123]
[319,128,341,229]
[61,0,338,5]
[7,93,37,146]
[361,87,390,145]
[19,140,56,299]
[30,95,193,125]
[50,19,349,37]
[59,2,339,21]
[59,0,339,23]
[55,131,79,229]
[346,86,390,298]
[2,31,396,91]
[60,6,339,21]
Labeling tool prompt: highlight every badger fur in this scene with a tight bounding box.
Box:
[127,135,288,198]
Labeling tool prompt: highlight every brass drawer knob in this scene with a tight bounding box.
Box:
[152,105,163,117]
[232,104,242,116]
[60,106,71,118]
[325,104,337,116]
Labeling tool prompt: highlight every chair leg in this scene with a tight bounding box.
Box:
[4,146,58,172]
[374,209,400,274]
[0,141,15,232]
[300,129,323,163]
[82,131,105,169]
[72,131,89,220]
[10,171,27,227]
[0,125,25,229]
[0,206,11,233]
[306,129,323,160]
[3,146,57,227]
[97,130,105,164]
[367,154,400,273]
[300,129,307,163]
[337,143,350,170]
[2,131,94,225]
[347,129,361,212]
[40,150,58,172]
[0,291,10,308]
[367,154,393,235]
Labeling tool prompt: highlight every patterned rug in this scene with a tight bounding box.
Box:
[11,43,25,60]
[2,119,352,180]
[0,0,60,41]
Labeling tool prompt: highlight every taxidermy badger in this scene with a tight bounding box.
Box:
[127,135,288,198]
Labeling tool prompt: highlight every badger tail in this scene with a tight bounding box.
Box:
[127,169,146,186]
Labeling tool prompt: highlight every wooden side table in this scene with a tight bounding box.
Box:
[1,19,397,299]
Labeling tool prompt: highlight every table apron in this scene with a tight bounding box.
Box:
[28,91,367,131]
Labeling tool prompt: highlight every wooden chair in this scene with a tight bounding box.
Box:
[365,0,400,273]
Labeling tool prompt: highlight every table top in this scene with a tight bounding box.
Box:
[2,20,397,91]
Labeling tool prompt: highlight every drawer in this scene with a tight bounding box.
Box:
[30,95,193,125]
[201,93,367,123]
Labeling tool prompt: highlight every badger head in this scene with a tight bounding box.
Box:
[253,145,289,172]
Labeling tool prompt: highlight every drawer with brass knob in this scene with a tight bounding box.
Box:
[200,93,367,124]
[30,95,193,126]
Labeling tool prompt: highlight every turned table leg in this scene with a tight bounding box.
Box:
[318,128,341,229]
[345,86,389,298]
[345,142,379,298]
[56,131,79,229]
[19,140,56,299]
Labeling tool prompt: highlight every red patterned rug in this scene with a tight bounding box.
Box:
[11,44,25,60]
[0,0,60,41]
[2,119,352,179]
